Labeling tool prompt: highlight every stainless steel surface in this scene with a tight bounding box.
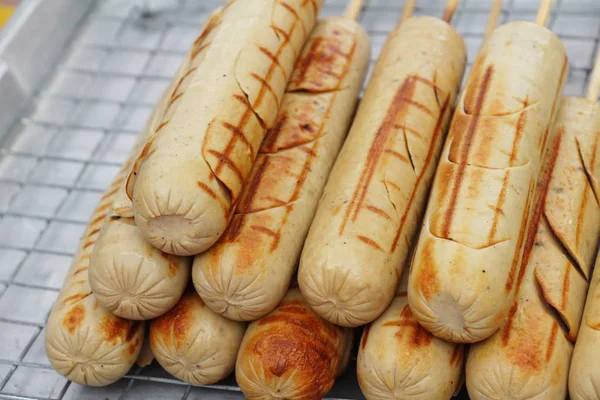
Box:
[0,0,599,399]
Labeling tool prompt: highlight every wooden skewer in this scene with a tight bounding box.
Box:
[586,50,600,102]
[344,0,365,21]
[484,0,503,39]
[535,0,552,27]
[400,0,417,22]
[442,0,459,23]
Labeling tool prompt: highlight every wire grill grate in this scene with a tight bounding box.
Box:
[0,0,599,398]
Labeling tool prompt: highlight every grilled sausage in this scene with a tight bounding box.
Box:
[126,0,322,256]
[149,291,246,384]
[465,97,600,399]
[358,271,464,400]
[564,101,600,400]
[407,21,568,343]
[192,16,370,321]
[236,287,352,399]
[89,68,191,320]
[298,16,466,327]
[45,164,144,387]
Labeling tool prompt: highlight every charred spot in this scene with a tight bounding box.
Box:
[63,304,85,334]
[300,123,313,132]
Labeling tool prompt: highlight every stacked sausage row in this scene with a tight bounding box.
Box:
[44,0,600,399]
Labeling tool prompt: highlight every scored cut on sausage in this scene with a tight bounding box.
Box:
[192,15,370,321]
[298,15,466,327]
[407,21,568,343]
[358,271,464,400]
[126,0,322,256]
[149,290,246,385]
[466,97,600,399]
[235,287,353,399]
[89,61,191,321]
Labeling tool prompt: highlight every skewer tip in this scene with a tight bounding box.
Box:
[442,0,459,23]
[343,0,364,21]
[484,0,503,39]
[535,0,552,27]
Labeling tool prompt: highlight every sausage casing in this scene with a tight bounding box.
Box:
[192,16,370,321]
[127,0,322,256]
[466,97,600,399]
[358,272,464,400]
[298,16,466,327]
[149,291,246,384]
[408,21,568,343]
[89,74,191,320]
[235,287,352,399]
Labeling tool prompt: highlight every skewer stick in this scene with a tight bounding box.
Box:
[400,0,417,22]
[344,0,365,21]
[442,0,459,23]
[484,0,503,39]
[586,50,600,102]
[535,0,552,27]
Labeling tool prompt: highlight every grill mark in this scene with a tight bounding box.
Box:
[504,135,563,344]
[222,122,255,156]
[301,0,319,18]
[489,105,529,243]
[238,157,270,214]
[168,92,184,107]
[259,46,286,79]
[292,37,322,87]
[171,67,198,101]
[101,186,120,200]
[197,182,227,214]
[356,235,384,252]
[391,96,451,251]
[384,180,401,191]
[545,322,559,362]
[88,228,101,238]
[190,42,211,60]
[385,149,410,163]
[299,146,316,157]
[502,303,518,345]
[83,240,95,249]
[394,124,423,139]
[561,262,571,310]
[365,205,392,220]
[155,120,169,133]
[290,144,317,202]
[97,203,112,213]
[63,293,91,305]
[91,214,107,225]
[213,17,296,182]
[271,24,290,41]
[441,66,494,238]
[250,72,279,108]
[505,181,535,292]
[398,97,433,116]
[209,149,244,183]
[340,78,418,235]
[73,267,88,276]
[540,56,568,155]
[281,2,307,37]
[251,225,281,252]
[264,196,287,206]
[412,75,443,92]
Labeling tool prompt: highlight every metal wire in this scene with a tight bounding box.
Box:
[0,0,599,398]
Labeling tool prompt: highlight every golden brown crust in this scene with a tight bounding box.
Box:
[236,289,349,399]
[193,17,370,321]
[408,22,568,343]
[467,98,600,400]
[298,16,467,327]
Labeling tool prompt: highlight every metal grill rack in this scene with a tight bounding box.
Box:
[0,0,599,398]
